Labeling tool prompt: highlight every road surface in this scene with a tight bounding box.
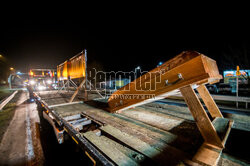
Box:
[0,91,44,165]
[0,91,90,165]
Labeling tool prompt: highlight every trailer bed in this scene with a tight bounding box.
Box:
[35,90,223,165]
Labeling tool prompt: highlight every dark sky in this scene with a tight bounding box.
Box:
[1,5,250,74]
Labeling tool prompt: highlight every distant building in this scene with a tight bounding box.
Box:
[223,70,249,93]
[223,70,249,84]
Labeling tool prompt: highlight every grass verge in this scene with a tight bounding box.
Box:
[0,88,12,101]
[0,91,20,143]
[0,103,16,143]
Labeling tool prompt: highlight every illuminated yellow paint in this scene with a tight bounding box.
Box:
[29,70,34,76]
[62,61,68,78]
[64,127,68,133]
[85,151,96,166]
[72,136,78,144]
[69,54,86,78]
[57,66,61,79]
[57,53,86,80]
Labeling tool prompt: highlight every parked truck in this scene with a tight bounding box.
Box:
[28,69,57,91]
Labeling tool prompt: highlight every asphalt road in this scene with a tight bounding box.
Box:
[0,91,41,165]
[0,91,91,165]
[156,99,250,116]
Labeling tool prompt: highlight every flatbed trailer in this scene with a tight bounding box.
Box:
[33,51,235,166]
[34,90,224,166]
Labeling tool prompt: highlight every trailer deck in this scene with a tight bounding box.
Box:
[35,90,220,165]
[29,51,245,165]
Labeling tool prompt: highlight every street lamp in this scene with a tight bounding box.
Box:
[135,66,141,80]
[10,67,15,76]
[0,54,6,62]
[157,61,163,67]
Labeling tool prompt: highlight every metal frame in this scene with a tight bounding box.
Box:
[36,98,115,166]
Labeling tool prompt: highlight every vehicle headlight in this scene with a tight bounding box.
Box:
[46,80,52,84]
[29,80,36,85]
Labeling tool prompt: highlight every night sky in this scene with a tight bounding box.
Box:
[1,5,250,74]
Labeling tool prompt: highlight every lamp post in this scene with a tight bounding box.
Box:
[9,67,14,89]
[135,66,141,80]
[236,66,240,108]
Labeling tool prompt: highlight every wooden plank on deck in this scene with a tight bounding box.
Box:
[83,131,142,166]
[101,125,160,157]
[101,125,189,165]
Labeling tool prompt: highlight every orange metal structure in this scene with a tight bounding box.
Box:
[57,51,86,80]
[57,61,68,80]
[68,52,86,79]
